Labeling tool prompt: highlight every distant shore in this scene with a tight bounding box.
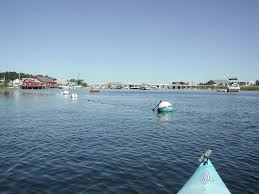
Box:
[196,85,259,91]
[240,86,259,91]
[1,85,259,91]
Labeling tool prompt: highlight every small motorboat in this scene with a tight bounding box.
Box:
[217,89,227,92]
[177,149,231,194]
[61,90,70,95]
[140,85,151,90]
[89,89,100,93]
[227,77,240,92]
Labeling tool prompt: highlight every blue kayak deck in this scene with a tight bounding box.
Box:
[177,159,231,194]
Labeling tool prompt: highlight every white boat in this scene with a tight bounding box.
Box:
[58,85,72,90]
[130,86,141,89]
[217,89,227,92]
[72,85,83,89]
[140,86,151,90]
[227,77,240,92]
[61,90,70,95]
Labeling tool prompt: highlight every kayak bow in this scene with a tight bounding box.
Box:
[177,150,231,194]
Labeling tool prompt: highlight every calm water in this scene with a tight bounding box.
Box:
[0,88,259,194]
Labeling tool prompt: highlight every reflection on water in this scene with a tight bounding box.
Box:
[0,89,55,101]
[157,112,173,122]
[20,92,54,96]
[0,89,20,99]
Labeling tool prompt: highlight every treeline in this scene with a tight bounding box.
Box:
[0,71,55,81]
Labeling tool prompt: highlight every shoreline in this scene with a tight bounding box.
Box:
[1,86,259,91]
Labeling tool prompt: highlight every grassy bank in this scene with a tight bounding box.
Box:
[240,86,259,91]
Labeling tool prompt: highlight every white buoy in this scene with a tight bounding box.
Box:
[71,93,78,98]
[157,101,173,112]
[158,101,172,109]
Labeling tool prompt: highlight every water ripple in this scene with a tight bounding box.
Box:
[0,89,259,193]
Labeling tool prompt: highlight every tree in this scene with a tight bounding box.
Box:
[256,80,259,85]
[207,80,216,85]
[82,82,88,87]
[0,71,55,81]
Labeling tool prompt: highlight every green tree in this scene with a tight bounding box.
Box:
[207,80,216,85]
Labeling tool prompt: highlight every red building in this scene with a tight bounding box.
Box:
[21,76,57,89]
[36,76,57,88]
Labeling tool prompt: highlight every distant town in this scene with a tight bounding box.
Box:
[0,71,259,91]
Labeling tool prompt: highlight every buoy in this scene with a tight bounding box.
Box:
[71,93,78,98]
[157,101,173,112]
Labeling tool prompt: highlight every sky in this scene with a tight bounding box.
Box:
[0,0,259,83]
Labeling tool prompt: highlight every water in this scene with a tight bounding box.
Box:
[0,88,259,194]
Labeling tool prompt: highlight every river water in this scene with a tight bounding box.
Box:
[0,88,258,194]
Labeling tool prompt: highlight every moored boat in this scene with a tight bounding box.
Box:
[61,90,70,95]
[140,86,151,90]
[177,149,231,194]
[89,89,100,93]
[130,86,141,89]
[227,77,240,92]
[217,89,227,92]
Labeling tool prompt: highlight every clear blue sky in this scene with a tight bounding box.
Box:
[0,0,258,83]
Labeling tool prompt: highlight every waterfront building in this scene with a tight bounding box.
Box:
[21,76,57,89]
[36,76,57,88]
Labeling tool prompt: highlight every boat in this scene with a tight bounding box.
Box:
[140,86,151,90]
[157,101,173,112]
[72,85,83,89]
[227,77,240,92]
[150,86,159,90]
[217,89,227,92]
[61,90,69,95]
[89,89,100,93]
[177,149,231,194]
[130,86,141,89]
[58,85,71,90]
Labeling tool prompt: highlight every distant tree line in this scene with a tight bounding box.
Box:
[171,81,187,85]
[256,80,259,85]
[207,80,216,85]
[69,79,87,86]
[0,71,55,82]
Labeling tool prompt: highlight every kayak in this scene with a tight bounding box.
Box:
[177,159,231,194]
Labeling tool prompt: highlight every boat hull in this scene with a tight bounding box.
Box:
[89,89,100,93]
[227,88,240,92]
[217,89,227,92]
[177,159,231,194]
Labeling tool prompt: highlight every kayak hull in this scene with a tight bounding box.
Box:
[177,159,231,194]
